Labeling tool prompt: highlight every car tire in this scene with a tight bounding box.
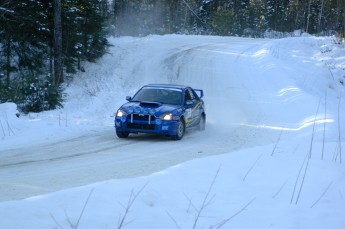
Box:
[116,130,129,138]
[198,115,206,131]
[172,119,185,140]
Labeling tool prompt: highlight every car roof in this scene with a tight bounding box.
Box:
[143,84,189,90]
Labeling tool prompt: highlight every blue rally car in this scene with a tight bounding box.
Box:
[115,84,206,140]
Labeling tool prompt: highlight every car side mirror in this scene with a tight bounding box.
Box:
[126,96,132,101]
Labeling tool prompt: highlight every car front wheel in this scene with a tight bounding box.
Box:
[172,119,185,140]
[116,130,129,138]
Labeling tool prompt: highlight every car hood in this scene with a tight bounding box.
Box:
[120,101,182,117]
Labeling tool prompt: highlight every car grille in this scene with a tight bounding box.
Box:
[126,114,156,130]
[132,114,156,122]
[127,123,155,130]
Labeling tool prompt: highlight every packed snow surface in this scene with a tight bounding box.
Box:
[0,35,345,229]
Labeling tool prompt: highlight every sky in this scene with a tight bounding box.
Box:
[0,34,345,229]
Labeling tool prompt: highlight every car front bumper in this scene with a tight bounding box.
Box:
[115,116,179,136]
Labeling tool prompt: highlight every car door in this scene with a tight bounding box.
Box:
[184,88,201,127]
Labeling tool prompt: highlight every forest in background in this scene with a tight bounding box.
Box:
[112,0,345,37]
[1,0,344,112]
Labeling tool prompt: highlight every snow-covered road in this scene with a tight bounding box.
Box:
[0,125,263,201]
[0,35,339,201]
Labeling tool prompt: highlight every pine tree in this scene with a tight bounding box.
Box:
[63,0,109,73]
[1,0,109,112]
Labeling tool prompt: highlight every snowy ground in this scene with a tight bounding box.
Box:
[0,35,345,228]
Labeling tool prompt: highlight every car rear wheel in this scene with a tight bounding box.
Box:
[116,130,129,138]
[198,115,206,131]
[172,119,185,140]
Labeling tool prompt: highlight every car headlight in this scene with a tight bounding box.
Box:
[162,113,173,121]
[116,109,127,117]
[160,113,174,121]
[159,113,179,121]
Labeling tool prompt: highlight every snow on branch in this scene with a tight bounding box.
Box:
[0,7,14,14]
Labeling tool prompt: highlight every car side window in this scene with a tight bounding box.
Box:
[191,89,199,100]
[184,89,192,103]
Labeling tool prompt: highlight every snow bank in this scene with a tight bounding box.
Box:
[1,142,344,229]
[0,103,21,138]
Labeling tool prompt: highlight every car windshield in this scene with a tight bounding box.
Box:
[132,87,182,105]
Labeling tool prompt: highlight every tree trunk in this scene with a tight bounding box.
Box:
[49,45,53,77]
[342,0,345,37]
[306,0,312,33]
[5,36,11,87]
[54,0,63,85]
[318,0,324,33]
